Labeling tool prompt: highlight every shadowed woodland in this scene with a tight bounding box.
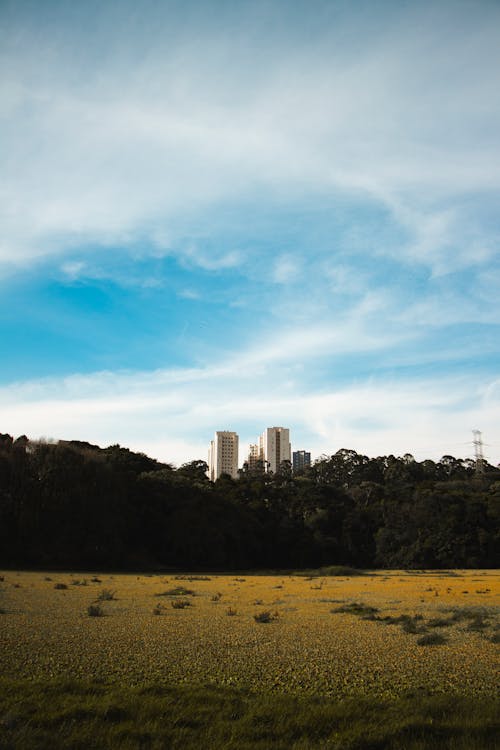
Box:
[0,434,498,570]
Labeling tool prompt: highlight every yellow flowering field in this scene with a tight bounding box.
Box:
[0,570,498,699]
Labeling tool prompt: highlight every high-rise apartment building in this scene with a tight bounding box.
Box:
[293,450,311,473]
[246,443,262,474]
[207,431,239,481]
[259,426,291,474]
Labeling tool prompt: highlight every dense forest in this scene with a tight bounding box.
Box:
[0,433,498,570]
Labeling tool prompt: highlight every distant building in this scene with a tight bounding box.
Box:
[293,450,311,473]
[259,426,291,474]
[208,431,239,481]
[245,443,263,475]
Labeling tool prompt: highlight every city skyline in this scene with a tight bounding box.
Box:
[1,1,500,467]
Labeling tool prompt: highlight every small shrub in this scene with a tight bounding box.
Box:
[152,603,163,615]
[320,565,365,577]
[226,607,237,616]
[156,586,195,597]
[310,582,324,590]
[72,579,88,586]
[400,616,426,634]
[44,576,52,582]
[466,616,489,632]
[171,599,191,609]
[447,606,491,623]
[332,602,379,618]
[175,575,211,581]
[417,633,447,646]
[91,577,102,583]
[211,593,222,602]
[489,633,500,644]
[54,583,68,590]
[254,610,278,623]
[97,589,116,601]
[87,604,104,617]
[427,617,453,628]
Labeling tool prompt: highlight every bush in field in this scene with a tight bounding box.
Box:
[254,610,278,623]
[320,566,365,577]
[87,603,104,617]
[97,589,116,601]
[54,583,68,590]
[428,617,454,628]
[417,632,447,646]
[156,587,195,597]
[399,615,426,634]
[171,599,191,609]
[331,602,379,618]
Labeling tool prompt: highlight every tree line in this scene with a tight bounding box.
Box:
[0,434,498,570]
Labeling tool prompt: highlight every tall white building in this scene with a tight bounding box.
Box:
[259,426,291,474]
[208,431,239,481]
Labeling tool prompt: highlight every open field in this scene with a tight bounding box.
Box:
[1,570,498,748]
[1,569,498,696]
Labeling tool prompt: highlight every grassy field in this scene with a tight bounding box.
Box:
[0,570,498,748]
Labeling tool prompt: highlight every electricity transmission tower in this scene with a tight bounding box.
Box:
[472,430,485,474]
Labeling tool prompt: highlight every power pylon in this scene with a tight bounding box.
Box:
[472,430,485,474]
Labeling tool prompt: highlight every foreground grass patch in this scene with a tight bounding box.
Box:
[0,678,498,750]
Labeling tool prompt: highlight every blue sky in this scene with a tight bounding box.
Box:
[1,0,499,466]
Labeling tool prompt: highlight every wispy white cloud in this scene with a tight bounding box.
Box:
[1,1,499,465]
[1,1,499,275]
[272,254,302,284]
[1,359,498,467]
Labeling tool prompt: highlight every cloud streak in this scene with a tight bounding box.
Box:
[1,1,499,466]
[1,359,498,467]
[1,1,499,275]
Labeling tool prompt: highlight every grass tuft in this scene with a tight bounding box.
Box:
[332,602,379,618]
[97,589,116,601]
[155,586,195,597]
[416,632,448,646]
[427,617,454,628]
[87,603,104,617]
[254,610,278,623]
[171,599,191,609]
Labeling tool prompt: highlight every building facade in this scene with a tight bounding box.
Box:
[246,443,262,474]
[292,450,311,473]
[207,431,239,481]
[259,426,291,474]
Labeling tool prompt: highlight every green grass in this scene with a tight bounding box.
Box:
[0,678,498,749]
